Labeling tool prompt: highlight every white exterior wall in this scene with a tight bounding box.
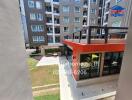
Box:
[0,0,33,99]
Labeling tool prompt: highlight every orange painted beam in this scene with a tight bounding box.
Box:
[63,40,125,52]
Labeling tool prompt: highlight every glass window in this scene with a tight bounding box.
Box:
[53,0,59,2]
[55,36,60,43]
[47,27,53,34]
[64,27,69,32]
[28,0,35,8]
[80,53,101,80]
[32,36,44,43]
[103,52,124,76]
[36,1,42,9]
[63,6,69,12]
[74,27,80,32]
[74,17,80,23]
[30,13,43,21]
[48,36,53,43]
[90,9,96,14]
[75,0,80,2]
[30,13,36,20]
[75,7,80,13]
[36,13,43,21]
[31,25,44,32]
[63,17,69,23]
[90,0,96,3]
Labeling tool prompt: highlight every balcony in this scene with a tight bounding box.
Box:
[54,18,60,26]
[64,26,128,45]
[53,7,60,15]
[47,27,53,34]
[53,0,59,5]
[83,1,88,8]
[45,6,52,14]
[83,18,87,27]
[55,27,60,34]
[46,17,52,25]
[83,11,87,17]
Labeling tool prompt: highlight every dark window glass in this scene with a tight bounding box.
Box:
[79,53,101,80]
[48,36,53,43]
[55,36,60,43]
[103,52,124,76]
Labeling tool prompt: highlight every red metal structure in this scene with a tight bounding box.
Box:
[63,26,128,81]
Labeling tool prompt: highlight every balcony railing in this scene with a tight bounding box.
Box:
[65,26,128,44]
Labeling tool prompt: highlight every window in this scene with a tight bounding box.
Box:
[64,27,69,32]
[30,13,36,20]
[80,53,101,80]
[63,6,69,12]
[32,36,44,43]
[90,18,96,24]
[75,7,80,13]
[55,36,60,43]
[75,0,80,2]
[48,36,53,43]
[47,27,53,34]
[90,0,96,3]
[74,17,80,23]
[36,1,42,9]
[63,17,69,23]
[28,0,35,8]
[53,0,59,2]
[90,9,96,14]
[36,13,43,21]
[31,25,44,32]
[30,13,43,21]
[74,27,80,32]
[103,52,123,76]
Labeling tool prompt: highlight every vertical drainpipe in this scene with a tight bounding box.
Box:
[86,0,91,43]
[51,0,55,44]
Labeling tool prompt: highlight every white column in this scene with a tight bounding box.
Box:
[51,0,56,44]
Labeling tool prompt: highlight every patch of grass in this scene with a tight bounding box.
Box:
[27,57,38,70]
[30,65,59,87]
[34,92,60,100]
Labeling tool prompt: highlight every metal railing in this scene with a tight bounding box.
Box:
[65,26,128,44]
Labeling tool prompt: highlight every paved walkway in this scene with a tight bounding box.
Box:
[58,56,117,100]
[36,56,59,67]
[36,56,117,100]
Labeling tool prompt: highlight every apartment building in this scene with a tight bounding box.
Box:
[23,0,47,48]
[21,0,100,48]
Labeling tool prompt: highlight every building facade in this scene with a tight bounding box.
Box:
[23,0,47,48]
[21,0,101,47]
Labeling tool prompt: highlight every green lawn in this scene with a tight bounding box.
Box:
[27,57,60,99]
[34,93,60,100]
[30,65,59,87]
[27,57,59,87]
[27,57,39,70]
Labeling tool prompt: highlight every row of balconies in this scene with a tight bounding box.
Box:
[45,6,59,14]
[46,17,60,24]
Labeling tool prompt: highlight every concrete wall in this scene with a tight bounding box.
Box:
[115,8,132,100]
[0,0,33,100]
